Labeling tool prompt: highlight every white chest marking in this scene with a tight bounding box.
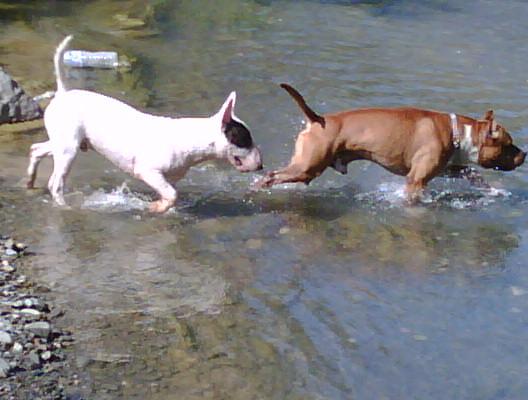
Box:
[450,124,479,165]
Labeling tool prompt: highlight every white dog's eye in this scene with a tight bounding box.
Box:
[234,156,242,166]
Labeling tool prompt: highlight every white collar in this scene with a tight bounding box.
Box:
[449,116,479,165]
[449,113,461,148]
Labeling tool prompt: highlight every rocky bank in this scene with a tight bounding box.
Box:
[0,236,83,400]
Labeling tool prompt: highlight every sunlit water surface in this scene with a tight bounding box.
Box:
[1,1,528,399]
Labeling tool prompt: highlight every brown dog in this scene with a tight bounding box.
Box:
[258,83,525,200]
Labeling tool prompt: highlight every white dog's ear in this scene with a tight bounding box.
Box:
[218,92,237,126]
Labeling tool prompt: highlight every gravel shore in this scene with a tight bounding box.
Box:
[0,235,82,399]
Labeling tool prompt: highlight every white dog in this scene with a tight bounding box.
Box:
[27,35,262,212]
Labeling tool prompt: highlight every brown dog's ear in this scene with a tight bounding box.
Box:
[483,110,494,121]
[482,110,499,137]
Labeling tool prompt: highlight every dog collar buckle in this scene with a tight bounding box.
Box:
[449,113,461,148]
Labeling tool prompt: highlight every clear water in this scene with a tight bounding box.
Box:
[1,0,528,398]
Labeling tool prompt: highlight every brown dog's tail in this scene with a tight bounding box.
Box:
[280,83,326,128]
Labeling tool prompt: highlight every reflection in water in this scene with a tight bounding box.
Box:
[1,0,528,399]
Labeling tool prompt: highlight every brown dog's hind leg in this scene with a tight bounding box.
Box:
[258,127,330,188]
[259,164,315,188]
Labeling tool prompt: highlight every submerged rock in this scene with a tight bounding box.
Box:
[0,67,42,124]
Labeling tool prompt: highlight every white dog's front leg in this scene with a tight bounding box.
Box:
[136,169,177,213]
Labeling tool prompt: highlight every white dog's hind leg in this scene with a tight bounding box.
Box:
[27,141,52,188]
[136,169,177,213]
[48,145,78,206]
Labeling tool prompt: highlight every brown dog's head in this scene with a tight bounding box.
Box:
[477,110,525,171]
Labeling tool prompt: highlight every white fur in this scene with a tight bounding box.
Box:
[450,124,479,166]
[27,35,260,213]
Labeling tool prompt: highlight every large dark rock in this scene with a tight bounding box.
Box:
[0,67,42,124]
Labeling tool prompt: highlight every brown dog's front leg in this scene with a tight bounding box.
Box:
[405,179,426,204]
[405,152,444,203]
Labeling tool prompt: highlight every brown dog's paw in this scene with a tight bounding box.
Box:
[253,172,276,189]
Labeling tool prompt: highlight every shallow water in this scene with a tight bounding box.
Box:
[2,0,528,398]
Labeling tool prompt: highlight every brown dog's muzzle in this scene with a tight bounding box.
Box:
[514,149,526,167]
[488,145,526,171]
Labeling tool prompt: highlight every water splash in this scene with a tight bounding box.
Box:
[81,182,151,212]
[355,180,511,210]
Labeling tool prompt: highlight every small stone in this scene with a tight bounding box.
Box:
[13,243,27,253]
[0,331,12,344]
[12,300,23,308]
[279,226,290,235]
[24,321,51,338]
[20,308,41,317]
[0,319,12,331]
[12,342,22,353]
[41,350,52,361]
[0,357,10,377]
[511,286,526,296]
[4,249,17,257]
[27,351,40,368]
[49,308,64,319]
[1,264,15,273]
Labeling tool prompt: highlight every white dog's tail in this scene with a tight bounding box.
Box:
[53,35,73,93]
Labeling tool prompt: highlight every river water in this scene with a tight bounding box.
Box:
[1,0,528,399]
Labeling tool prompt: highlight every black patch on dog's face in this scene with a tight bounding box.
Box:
[223,119,253,149]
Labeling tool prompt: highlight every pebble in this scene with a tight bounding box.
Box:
[511,286,526,296]
[12,342,22,353]
[4,249,17,257]
[1,264,15,273]
[0,357,10,377]
[24,321,51,338]
[20,308,41,317]
[28,351,40,368]
[0,331,12,344]
[12,300,24,308]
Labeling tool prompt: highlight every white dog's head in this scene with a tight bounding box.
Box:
[216,92,263,172]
